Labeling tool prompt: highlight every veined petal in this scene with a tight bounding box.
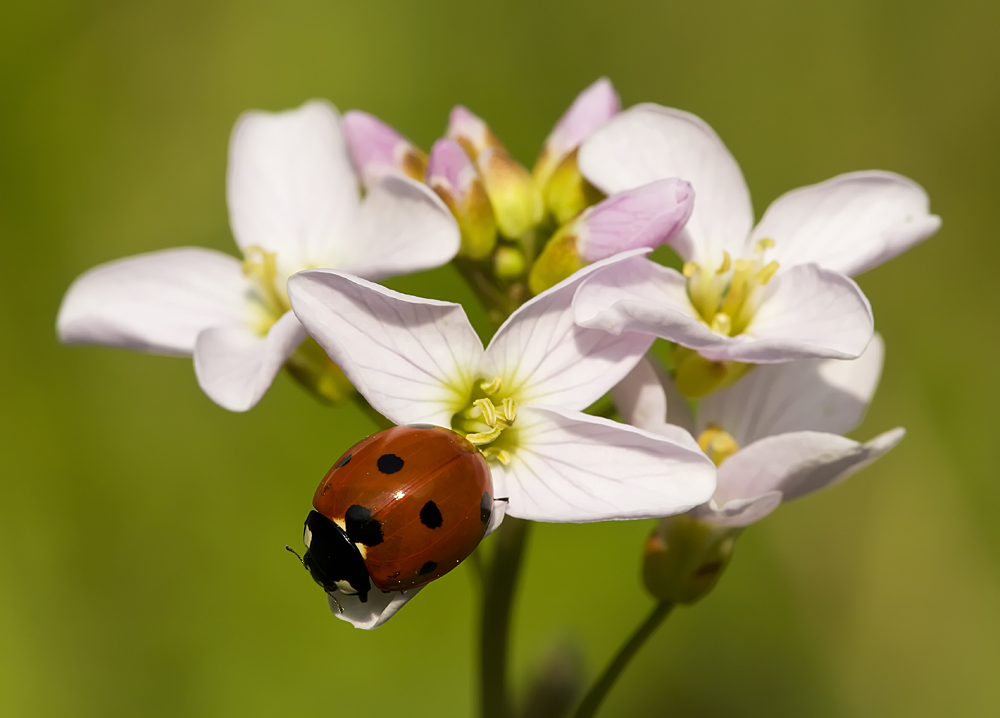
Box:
[699,334,885,445]
[575,179,694,262]
[573,256,721,347]
[227,100,359,273]
[57,247,250,355]
[578,104,752,264]
[714,428,905,506]
[751,171,942,276]
[690,491,783,528]
[483,250,655,411]
[328,586,423,630]
[711,264,874,363]
[193,310,306,412]
[287,270,483,426]
[339,175,460,280]
[612,358,698,436]
[495,406,716,523]
[342,110,426,189]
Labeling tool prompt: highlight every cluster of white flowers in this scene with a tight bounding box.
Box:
[57,79,939,628]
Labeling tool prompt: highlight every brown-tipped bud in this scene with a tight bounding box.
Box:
[446,105,502,160]
[427,139,497,260]
[477,146,544,240]
[642,514,738,605]
[342,111,427,189]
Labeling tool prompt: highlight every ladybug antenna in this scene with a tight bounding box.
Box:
[329,594,344,614]
[285,545,304,564]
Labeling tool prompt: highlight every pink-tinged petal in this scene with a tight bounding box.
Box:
[714,428,904,507]
[699,334,885,445]
[578,104,753,264]
[446,105,501,160]
[751,171,942,276]
[711,264,874,363]
[690,491,783,528]
[427,138,479,200]
[483,250,655,411]
[573,256,720,346]
[328,586,423,630]
[338,175,460,280]
[57,247,250,355]
[227,100,359,273]
[193,310,306,412]
[576,179,694,262]
[342,111,426,190]
[495,406,716,523]
[286,270,483,426]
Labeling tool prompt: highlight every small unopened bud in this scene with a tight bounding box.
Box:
[642,514,738,605]
[672,345,752,398]
[285,336,355,404]
[494,245,527,281]
[427,139,497,260]
[342,111,427,189]
[446,105,502,160]
[477,146,545,240]
[521,639,586,718]
[534,78,620,191]
[527,225,586,295]
[543,149,604,225]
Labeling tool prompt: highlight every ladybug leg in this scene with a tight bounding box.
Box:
[329,593,345,614]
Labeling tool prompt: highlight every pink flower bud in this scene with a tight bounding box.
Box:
[427,139,497,260]
[342,111,427,189]
[446,105,500,160]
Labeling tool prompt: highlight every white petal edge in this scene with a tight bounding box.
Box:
[611,356,698,437]
[227,99,360,274]
[483,250,654,411]
[287,270,484,426]
[338,175,460,280]
[495,406,716,523]
[57,247,251,355]
[699,334,885,445]
[714,428,905,507]
[690,491,784,528]
[751,171,941,277]
[193,310,306,411]
[578,103,753,264]
[328,586,423,630]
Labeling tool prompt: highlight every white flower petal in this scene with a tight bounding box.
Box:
[484,470,509,538]
[287,270,483,426]
[496,406,716,523]
[57,247,250,355]
[328,586,423,630]
[751,171,941,277]
[690,491,783,528]
[700,334,885,445]
[483,251,654,411]
[612,358,699,437]
[338,175,460,280]
[227,100,359,273]
[715,428,905,506]
[193,310,306,411]
[703,264,874,363]
[578,104,753,263]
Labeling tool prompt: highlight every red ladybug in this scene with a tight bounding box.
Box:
[298,424,493,603]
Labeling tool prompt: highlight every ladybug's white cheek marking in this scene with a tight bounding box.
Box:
[303,525,313,548]
[333,518,347,532]
[355,544,368,559]
[335,580,359,596]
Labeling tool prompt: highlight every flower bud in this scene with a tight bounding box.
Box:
[642,514,738,605]
[494,245,527,281]
[534,78,620,191]
[427,138,497,260]
[342,111,427,189]
[672,345,752,398]
[527,225,586,295]
[446,105,502,160]
[476,146,545,240]
[543,148,604,225]
[285,336,355,403]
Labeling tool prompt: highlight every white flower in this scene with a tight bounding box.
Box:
[574,104,941,363]
[287,251,717,525]
[614,336,904,526]
[57,100,459,411]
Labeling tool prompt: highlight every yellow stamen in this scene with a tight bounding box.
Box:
[480,377,503,395]
[481,447,511,465]
[696,424,739,466]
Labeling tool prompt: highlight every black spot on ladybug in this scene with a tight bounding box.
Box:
[335,453,352,468]
[408,423,437,430]
[480,492,492,525]
[420,501,443,529]
[419,561,437,575]
[345,504,384,546]
[377,453,404,474]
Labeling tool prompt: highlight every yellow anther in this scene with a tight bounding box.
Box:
[716,251,732,274]
[755,237,775,251]
[755,261,780,285]
[241,245,290,326]
[501,398,517,423]
[682,262,697,278]
[473,398,498,427]
[480,377,503,396]
[481,447,511,465]
[696,424,740,466]
[466,425,506,446]
[710,313,732,335]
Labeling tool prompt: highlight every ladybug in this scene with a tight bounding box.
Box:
[297,424,494,604]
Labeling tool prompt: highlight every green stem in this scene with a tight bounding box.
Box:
[480,517,531,718]
[573,601,674,718]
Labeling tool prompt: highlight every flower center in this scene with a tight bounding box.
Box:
[452,377,518,465]
[683,239,780,337]
[242,245,291,334]
[696,424,739,466]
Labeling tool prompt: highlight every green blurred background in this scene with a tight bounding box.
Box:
[2,0,999,715]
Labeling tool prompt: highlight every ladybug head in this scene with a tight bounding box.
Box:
[298,511,372,603]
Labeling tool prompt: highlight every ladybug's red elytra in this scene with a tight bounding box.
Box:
[299,424,494,603]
